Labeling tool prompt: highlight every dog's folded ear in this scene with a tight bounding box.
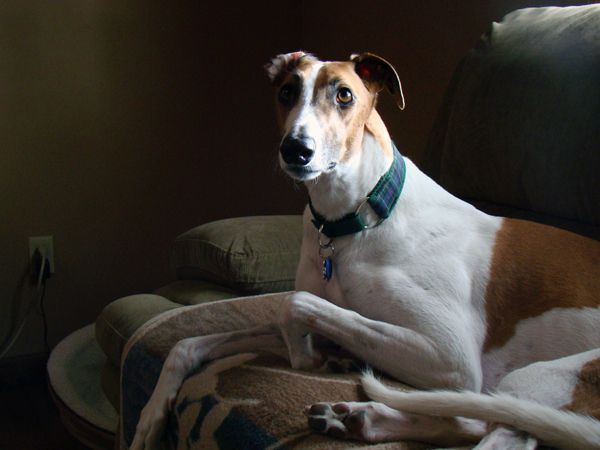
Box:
[265,51,316,85]
[351,53,405,110]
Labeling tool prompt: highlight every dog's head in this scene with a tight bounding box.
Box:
[266,52,404,181]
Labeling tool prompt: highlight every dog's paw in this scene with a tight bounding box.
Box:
[130,391,176,450]
[305,402,374,442]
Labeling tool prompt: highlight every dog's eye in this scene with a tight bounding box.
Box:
[336,87,354,106]
[278,84,297,107]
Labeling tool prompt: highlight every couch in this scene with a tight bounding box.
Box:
[47,4,600,449]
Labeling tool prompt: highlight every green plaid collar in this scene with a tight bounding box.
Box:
[309,143,406,238]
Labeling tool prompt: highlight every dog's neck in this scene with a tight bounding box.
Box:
[305,111,394,221]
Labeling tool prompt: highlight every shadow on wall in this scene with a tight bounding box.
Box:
[0,2,303,357]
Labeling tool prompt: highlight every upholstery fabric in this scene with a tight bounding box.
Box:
[424,5,600,226]
[172,215,302,293]
[154,280,239,306]
[96,294,180,368]
[96,216,303,409]
[96,282,239,368]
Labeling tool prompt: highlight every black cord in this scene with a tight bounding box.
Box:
[38,280,50,354]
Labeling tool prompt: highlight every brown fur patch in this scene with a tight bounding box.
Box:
[365,112,394,159]
[483,218,600,351]
[313,62,392,160]
[565,357,600,419]
[273,58,320,129]
[311,62,380,162]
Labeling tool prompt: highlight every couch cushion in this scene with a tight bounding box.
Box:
[96,294,180,368]
[154,280,239,305]
[424,5,600,226]
[96,280,243,368]
[172,215,302,293]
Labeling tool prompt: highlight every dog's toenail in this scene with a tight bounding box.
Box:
[308,417,328,432]
[332,403,349,414]
[309,404,329,415]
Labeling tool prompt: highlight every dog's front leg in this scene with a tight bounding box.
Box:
[130,325,286,450]
[280,291,487,446]
[279,291,480,391]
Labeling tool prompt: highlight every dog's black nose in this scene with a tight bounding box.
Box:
[280,136,314,166]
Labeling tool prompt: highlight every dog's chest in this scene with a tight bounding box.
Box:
[302,212,498,329]
[313,232,427,321]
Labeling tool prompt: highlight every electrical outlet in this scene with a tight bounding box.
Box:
[29,236,55,274]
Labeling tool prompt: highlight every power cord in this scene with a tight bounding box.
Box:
[32,248,51,354]
[38,279,50,354]
[0,249,52,360]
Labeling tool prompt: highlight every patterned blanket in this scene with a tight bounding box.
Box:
[119,293,435,450]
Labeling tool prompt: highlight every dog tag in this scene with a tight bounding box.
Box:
[322,256,333,281]
[317,227,334,282]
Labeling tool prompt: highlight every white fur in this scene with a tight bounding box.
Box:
[265,51,314,83]
[361,371,600,449]
[290,127,503,391]
[483,308,600,389]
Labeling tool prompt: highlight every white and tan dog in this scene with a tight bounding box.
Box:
[131,52,600,450]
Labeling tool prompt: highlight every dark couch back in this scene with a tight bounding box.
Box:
[424,5,600,239]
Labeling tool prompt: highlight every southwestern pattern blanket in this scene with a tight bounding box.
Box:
[119,294,425,450]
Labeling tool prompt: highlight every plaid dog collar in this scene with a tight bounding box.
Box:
[309,143,406,238]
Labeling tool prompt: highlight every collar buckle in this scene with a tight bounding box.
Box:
[309,142,405,239]
[356,198,385,230]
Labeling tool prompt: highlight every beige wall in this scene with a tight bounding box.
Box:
[1,1,595,357]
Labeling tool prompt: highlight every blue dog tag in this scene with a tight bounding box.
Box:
[322,257,333,281]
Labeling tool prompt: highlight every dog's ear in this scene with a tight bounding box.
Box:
[265,51,316,85]
[351,53,405,110]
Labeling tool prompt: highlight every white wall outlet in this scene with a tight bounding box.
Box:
[29,235,55,274]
